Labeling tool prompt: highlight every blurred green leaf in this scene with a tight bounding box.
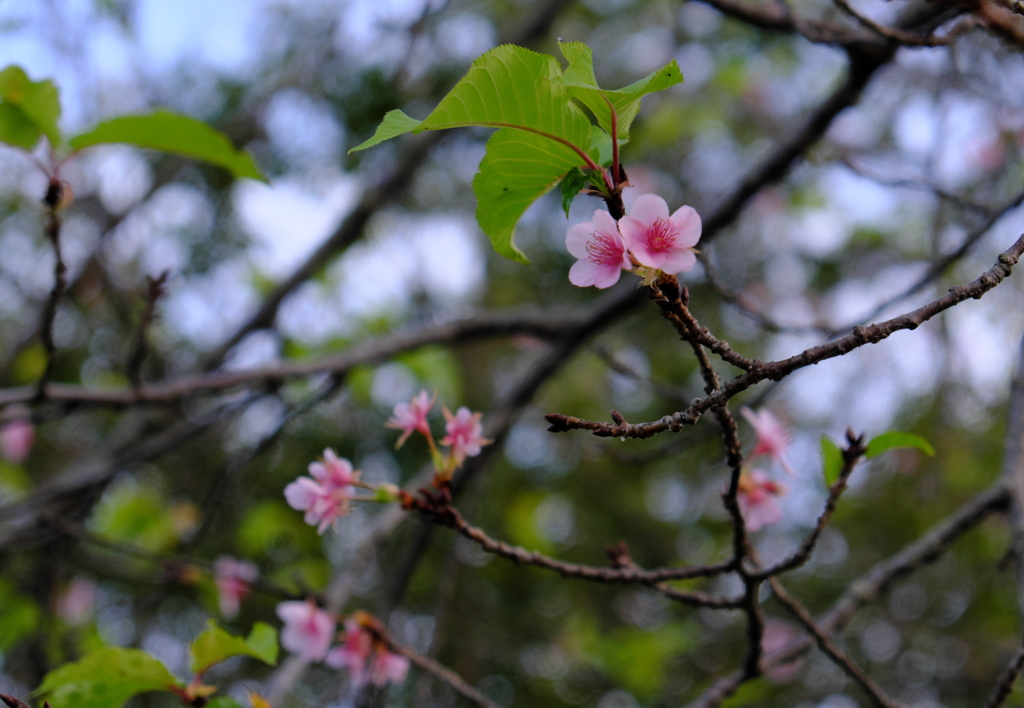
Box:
[866,431,935,459]
[821,436,843,485]
[69,110,265,181]
[0,65,61,148]
[0,579,40,651]
[190,621,278,675]
[36,647,180,708]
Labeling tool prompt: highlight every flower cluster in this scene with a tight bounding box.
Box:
[566,194,701,289]
[736,407,794,531]
[283,449,396,534]
[276,602,409,689]
[386,390,491,480]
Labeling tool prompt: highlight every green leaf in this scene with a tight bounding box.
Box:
[865,431,935,459]
[350,45,594,262]
[36,647,180,708]
[555,42,683,140]
[206,698,245,708]
[474,127,586,262]
[0,66,62,148]
[821,436,843,485]
[190,621,279,675]
[560,167,592,217]
[69,110,265,181]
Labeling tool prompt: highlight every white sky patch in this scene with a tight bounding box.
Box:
[162,261,258,349]
[936,96,999,187]
[234,175,360,278]
[822,167,899,225]
[134,0,259,77]
[894,95,938,158]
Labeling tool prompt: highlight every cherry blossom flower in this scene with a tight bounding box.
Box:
[741,407,796,477]
[277,600,336,662]
[441,407,491,465]
[326,617,410,688]
[57,576,97,626]
[618,194,701,276]
[215,556,259,619]
[737,469,785,532]
[565,209,632,289]
[285,449,361,534]
[386,390,435,447]
[0,416,34,464]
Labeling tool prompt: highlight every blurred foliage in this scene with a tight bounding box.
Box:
[0,1,1022,707]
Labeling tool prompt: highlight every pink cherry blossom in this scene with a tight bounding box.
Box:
[441,407,491,465]
[57,576,96,626]
[737,469,785,532]
[618,194,701,275]
[285,449,361,534]
[0,417,34,464]
[326,618,410,688]
[215,556,259,619]
[566,209,632,289]
[741,407,796,477]
[277,600,336,662]
[386,390,435,447]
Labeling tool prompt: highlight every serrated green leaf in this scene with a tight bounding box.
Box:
[190,621,279,675]
[36,647,180,708]
[555,42,683,140]
[474,127,586,262]
[0,65,61,147]
[821,436,843,485]
[560,167,592,217]
[69,110,264,181]
[865,431,935,459]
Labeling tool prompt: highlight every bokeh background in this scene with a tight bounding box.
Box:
[1,1,1024,707]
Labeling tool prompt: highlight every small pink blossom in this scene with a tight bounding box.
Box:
[285,450,361,534]
[277,600,336,662]
[737,470,785,532]
[215,556,259,619]
[0,417,34,464]
[619,194,701,275]
[566,209,632,289]
[386,390,435,447]
[441,407,491,466]
[326,618,410,688]
[741,407,796,477]
[57,576,97,626]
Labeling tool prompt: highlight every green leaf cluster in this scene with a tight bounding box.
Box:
[350,42,682,262]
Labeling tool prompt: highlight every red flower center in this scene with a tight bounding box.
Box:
[585,232,623,266]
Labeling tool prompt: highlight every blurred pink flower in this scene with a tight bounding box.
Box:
[215,556,258,619]
[441,407,491,465]
[565,209,632,289]
[737,470,785,532]
[761,619,804,683]
[618,194,701,275]
[741,406,796,477]
[0,417,34,464]
[277,600,336,662]
[326,618,410,688]
[285,449,361,533]
[386,390,435,447]
[57,576,97,626]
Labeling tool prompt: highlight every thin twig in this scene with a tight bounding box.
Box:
[386,637,500,708]
[35,180,68,401]
[546,234,1024,439]
[770,578,907,708]
[986,637,1024,708]
[127,271,169,391]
